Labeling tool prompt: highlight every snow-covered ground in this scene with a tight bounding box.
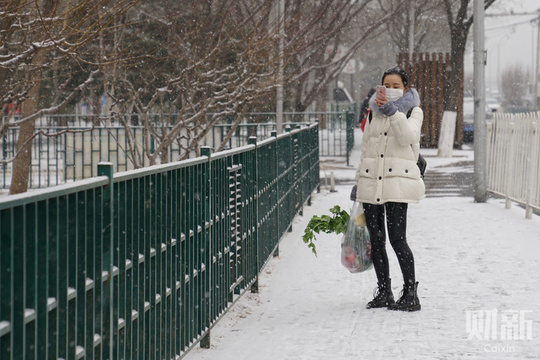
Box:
[185,131,540,360]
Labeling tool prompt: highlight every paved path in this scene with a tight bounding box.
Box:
[185,186,540,360]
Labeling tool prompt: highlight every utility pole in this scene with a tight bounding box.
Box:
[473,0,487,203]
[535,11,540,110]
[276,0,285,134]
[408,1,415,57]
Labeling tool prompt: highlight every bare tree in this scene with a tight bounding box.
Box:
[2,0,416,191]
[107,0,281,165]
[283,0,410,112]
[108,0,412,165]
[378,0,450,53]
[3,0,61,195]
[443,0,497,113]
[1,0,141,194]
[500,64,530,110]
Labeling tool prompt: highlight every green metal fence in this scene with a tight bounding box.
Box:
[345,111,355,166]
[1,112,350,190]
[0,123,319,360]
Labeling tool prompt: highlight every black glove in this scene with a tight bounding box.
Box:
[350,185,357,201]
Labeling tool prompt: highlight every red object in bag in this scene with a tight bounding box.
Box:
[342,245,357,269]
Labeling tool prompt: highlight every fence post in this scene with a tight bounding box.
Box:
[285,126,293,233]
[97,162,114,360]
[345,111,354,166]
[271,130,280,257]
[199,147,212,349]
[247,137,260,294]
[505,118,516,209]
[525,118,538,219]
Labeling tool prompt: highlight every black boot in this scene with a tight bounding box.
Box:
[389,282,421,312]
[366,279,395,309]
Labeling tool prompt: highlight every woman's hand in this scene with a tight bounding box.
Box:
[377,95,398,117]
[374,93,389,107]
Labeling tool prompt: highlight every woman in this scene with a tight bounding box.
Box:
[353,67,424,312]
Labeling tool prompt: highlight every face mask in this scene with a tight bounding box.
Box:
[385,88,404,101]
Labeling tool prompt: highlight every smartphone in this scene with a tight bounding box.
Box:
[376,85,386,100]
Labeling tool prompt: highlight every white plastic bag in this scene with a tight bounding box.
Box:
[340,202,373,273]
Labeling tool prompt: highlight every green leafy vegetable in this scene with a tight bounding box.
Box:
[302,205,350,256]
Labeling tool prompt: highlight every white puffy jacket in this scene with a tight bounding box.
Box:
[355,107,425,204]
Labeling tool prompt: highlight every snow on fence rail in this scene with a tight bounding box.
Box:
[487,112,540,218]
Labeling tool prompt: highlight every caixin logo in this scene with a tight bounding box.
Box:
[466,309,533,342]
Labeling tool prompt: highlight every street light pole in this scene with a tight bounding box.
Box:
[473,0,487,203]
[276,0,284,134]
[533,9,540,110]
[408,1,415,57]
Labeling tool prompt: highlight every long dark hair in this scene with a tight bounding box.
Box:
[381,67,409,87]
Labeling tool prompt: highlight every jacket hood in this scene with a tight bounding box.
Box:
[370,87,420,115]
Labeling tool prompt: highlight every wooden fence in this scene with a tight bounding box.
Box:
[398,53,463,147]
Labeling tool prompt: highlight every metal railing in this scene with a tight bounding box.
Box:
[487,112,540,218]
[1,111,352,190]
[0,124,319,360]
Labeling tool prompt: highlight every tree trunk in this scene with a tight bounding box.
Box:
[443,0,497,112]
[9,74,42,194]
[9,0,57,194]
[443,17,468,112]
[316,83,328,129]
[294,72,308,112]
[444,41,466,112]
[160,146,169,164]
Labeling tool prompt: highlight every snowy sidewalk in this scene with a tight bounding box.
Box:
[185,131,540,360]
[185,187,540,360]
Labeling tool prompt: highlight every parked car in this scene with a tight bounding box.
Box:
[463,96,493,143]
[486,98,501,113]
